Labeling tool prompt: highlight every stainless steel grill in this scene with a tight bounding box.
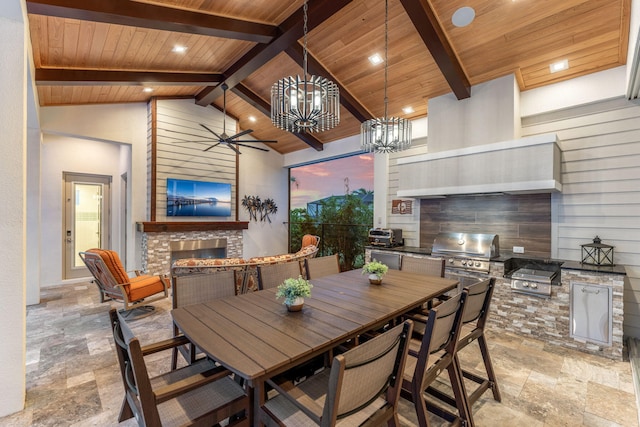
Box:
[431,232,499,272]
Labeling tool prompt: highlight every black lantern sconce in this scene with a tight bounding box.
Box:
[581,236,614,266]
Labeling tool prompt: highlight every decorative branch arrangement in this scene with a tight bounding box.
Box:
[241,195,278,223]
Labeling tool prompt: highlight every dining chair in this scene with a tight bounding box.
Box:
[433,278,501,409]
[80,249,169,320]
[259,320,414,427]
[401,256,445,277]
[171,270,237,369]
[257,261,304,290]
[400,291,474,427]
[401,256,447,335]
[108,308,249,427]
[304,254,340,279]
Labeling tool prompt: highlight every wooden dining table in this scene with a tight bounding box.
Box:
[171,267,459,424]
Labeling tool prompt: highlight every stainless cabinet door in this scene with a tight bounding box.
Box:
[570,281,612,346]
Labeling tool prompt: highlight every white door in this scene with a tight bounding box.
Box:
[63,173,111,279]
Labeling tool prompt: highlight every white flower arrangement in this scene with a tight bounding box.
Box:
[362,260,389,279]
[275,276,313,305]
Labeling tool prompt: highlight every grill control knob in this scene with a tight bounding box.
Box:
[461,260,467,266]
[448,258,454,264]
[531,283,538,289]
[475,262,481,267]
[523,282,530,287]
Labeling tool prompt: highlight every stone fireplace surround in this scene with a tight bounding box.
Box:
[141,230,243,276]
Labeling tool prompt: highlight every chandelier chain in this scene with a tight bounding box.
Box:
[384,0,388,121]
[303,0,308,78]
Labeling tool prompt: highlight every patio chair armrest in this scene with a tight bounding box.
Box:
[141,335,192,355]
[154,365,234,404]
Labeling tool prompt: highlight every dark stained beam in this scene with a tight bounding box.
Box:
[399,0,470,100]
[26,0,277,43]
[285,44,373,123]
[231,83,324,151]
[195,0,355,106]
[35,68,223,86]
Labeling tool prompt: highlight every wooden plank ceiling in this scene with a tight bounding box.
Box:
[27,0,631,154]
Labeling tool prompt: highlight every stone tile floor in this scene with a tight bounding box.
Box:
[0,281,638,426]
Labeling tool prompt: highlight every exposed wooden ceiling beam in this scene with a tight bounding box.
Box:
[399,0,470,100]
[35,69,223,86]
[25,0,277,43]
[195,0,355,106]
[231,83,324,151]
[285,44,374,123]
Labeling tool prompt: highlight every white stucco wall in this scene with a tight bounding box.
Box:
[40,103,148,273]
[238,145,289,258]
[39,134,126,286]
[0,0,27,417]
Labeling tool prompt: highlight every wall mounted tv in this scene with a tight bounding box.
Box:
[166,178,231,217]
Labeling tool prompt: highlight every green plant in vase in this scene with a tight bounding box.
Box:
[362,260,389,284]
[275,276,313,311]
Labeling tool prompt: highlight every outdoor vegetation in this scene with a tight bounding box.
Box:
[289,187,373,272]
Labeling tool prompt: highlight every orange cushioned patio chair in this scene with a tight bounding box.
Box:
[80,249,169,319]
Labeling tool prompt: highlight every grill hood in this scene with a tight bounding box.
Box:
[396,133,562,198]
[396,75,562,198]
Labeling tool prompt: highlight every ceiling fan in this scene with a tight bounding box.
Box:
[198,83,277,154]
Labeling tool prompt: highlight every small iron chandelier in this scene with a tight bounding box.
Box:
[271,1,340,133]
[361,0,411,153]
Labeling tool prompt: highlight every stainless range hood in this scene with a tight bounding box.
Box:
[396,133,562,198]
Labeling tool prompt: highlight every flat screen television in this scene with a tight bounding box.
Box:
[166,178,231,217]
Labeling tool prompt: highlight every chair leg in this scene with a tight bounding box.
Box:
[449,355,474,427]
[476,334,501,402]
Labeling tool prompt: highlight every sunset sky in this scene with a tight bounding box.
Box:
[290,154,374,209]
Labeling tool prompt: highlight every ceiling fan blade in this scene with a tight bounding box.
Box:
[235,143,270,152]
[200,123,223,141]
[227,129,253,140]
[203,142,221,152]
[233,139,278,143]
[225,142,241,155]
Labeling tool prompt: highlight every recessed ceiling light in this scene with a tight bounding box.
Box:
[143,87,154,93]
[172,45,187,53]
[403,106,414,114]
[549,59,569,73]
[248,116,257,122]
[452,6,475,27]
[368,53,383,65]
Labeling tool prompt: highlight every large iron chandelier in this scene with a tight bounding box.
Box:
[361,0,411,153]
[271,1,340,133]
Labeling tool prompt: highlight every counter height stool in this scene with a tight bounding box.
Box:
[432,278,501,407]
[400,291,473,427]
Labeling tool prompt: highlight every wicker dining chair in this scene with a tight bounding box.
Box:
[171,270,237,369]
[108,308,249,426]
[260,320,413,427]
[304,254,340,279]
[257,261,304,290]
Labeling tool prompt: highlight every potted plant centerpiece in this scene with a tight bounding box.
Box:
[276,275,313,312]
[362,260,389,285]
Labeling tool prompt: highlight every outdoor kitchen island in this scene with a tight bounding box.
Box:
[366,246,627,361]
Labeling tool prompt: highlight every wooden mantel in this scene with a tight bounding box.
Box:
[137,221,249,233]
